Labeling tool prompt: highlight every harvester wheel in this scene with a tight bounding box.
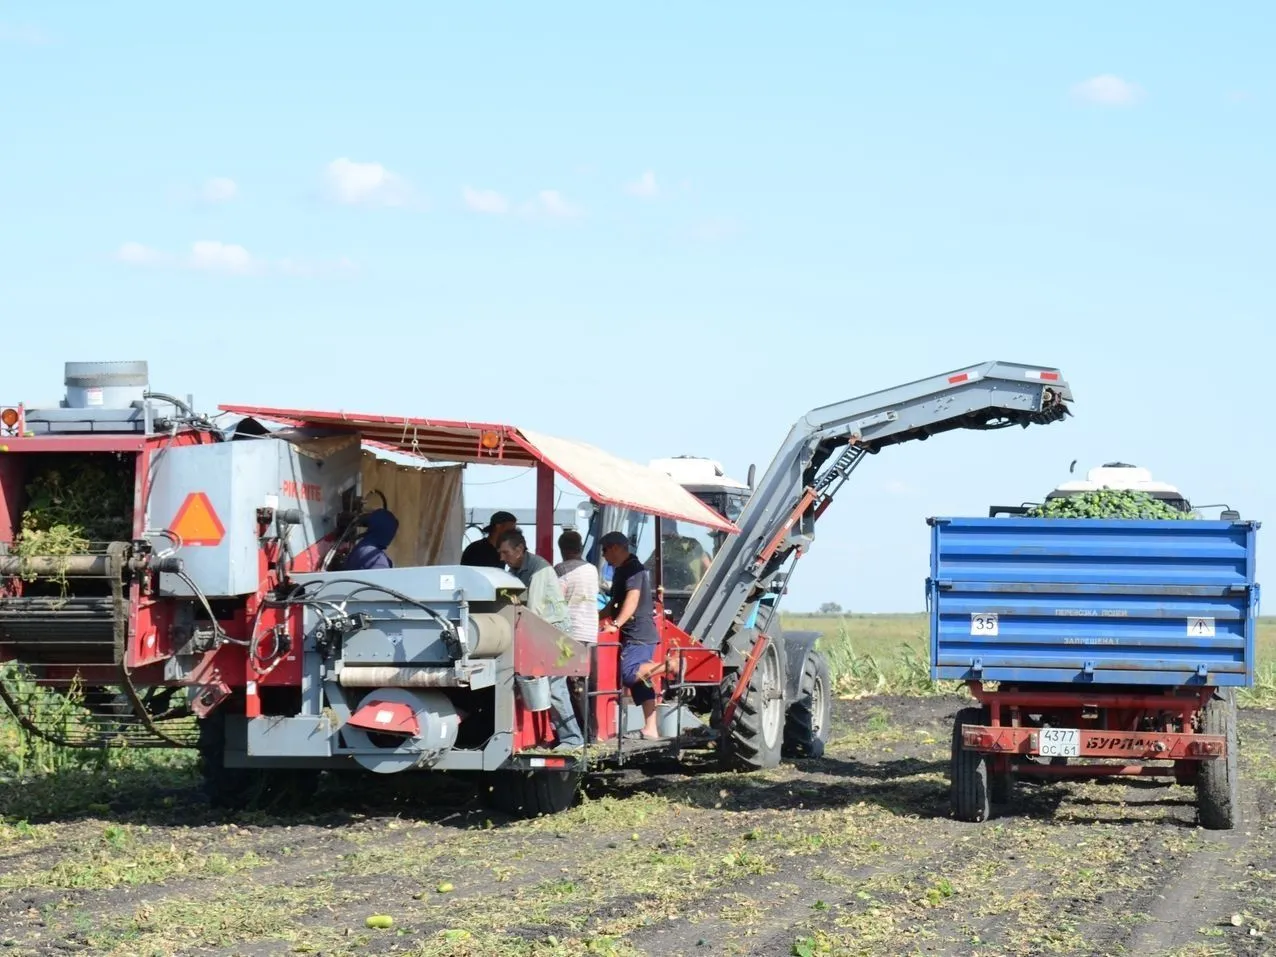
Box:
[719,634,784,772]
[1197,689,1241,830]
[196,711,321,813]
[484,769,582,819]
[950,706,992,823]
[782,647,831,759]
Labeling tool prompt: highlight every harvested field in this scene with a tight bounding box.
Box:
[3,692,1276,957]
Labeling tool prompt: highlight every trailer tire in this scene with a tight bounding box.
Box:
[782,648,831,759]
[951,706,992,823]
[719,635,785,772]
[485,769,582,819]
[1197,689,1241,830]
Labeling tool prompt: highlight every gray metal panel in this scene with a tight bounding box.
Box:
[151,434,362,597]
[678,361,1073,650]
[246,715,336,757]
[290,564,526,602]
[340,622,456,665]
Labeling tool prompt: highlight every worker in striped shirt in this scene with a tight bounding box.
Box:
[555,529,599,739]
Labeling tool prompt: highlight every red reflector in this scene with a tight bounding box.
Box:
[948,373,969,384]
[347,699,419,736]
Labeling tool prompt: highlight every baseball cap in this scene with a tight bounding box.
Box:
[482,510,517,533]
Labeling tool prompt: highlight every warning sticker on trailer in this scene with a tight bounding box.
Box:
[1188,617,1216,637]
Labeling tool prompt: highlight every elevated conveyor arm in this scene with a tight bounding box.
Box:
[677,361,1073,651]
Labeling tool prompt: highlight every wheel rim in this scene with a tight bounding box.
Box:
[810,674,827,739]
[759,648,783,746]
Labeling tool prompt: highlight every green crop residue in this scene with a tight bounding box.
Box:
[1025,489,1195,520]
[11,458,134,591]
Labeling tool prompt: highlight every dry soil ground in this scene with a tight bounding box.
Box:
[2,694,1276,957]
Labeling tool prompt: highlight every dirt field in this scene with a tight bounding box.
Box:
[2,694,1275,957]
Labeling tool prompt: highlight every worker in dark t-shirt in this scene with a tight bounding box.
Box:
[461,511,517,567]
[599,530,681,740]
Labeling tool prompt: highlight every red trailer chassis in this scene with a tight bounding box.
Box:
[951,680,1240,829]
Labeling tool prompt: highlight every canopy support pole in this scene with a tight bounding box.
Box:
[536,461,555,561]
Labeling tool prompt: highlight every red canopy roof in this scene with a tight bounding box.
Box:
[219,404,740,534]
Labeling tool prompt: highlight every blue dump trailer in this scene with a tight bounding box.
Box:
[927,516,1261,829]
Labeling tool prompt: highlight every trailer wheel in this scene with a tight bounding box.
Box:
[989,756,1014,805]
[782,648,831,759]
[720,635,785,771]
[1197,690,1241,830]
[485,769,582,819]
[951,706,992,823]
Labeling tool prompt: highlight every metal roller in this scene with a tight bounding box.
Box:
[338,666,463,688]
[465,611,514,658]
[0,555,116,577]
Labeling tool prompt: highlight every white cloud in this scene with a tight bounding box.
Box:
[624,170,660,198]
[462,186,509,215]
[201,177,238,204]
[189,240,254,274]
[324,157,413,207]
[1071,74,1144,107]
[521,189,582,220]
[114,241,354,278]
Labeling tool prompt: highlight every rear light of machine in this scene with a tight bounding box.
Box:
[1024,370,1061,381]
[0,405,22,437]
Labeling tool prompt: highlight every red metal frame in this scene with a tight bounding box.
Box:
[958,680,1226,778]
[720,634,770,729]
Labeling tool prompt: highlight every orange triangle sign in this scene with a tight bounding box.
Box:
[171,492,226,546]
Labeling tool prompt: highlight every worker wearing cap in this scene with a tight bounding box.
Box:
[461,511,517,567]
[497,529,585,751]
[598,530,679,740]
[342,508,399,571]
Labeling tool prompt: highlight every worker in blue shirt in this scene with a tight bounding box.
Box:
[343,508,399,570]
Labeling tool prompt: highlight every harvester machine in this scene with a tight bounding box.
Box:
[0,359,1071,817]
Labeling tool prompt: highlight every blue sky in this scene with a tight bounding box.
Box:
[2,2,1271,612]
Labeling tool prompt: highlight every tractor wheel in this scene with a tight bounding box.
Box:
[719,635,785,772]
[782,647,831,759]
[484,769,582,819]
[950,706,992,823]
[196,711,321,813]
[1197,689,1241,830]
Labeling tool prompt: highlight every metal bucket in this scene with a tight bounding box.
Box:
[515,675,552,712]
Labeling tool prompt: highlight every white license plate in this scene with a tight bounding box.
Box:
[1039,727,1080,757]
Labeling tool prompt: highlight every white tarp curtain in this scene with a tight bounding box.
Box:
[359,453,464,565]
[517,427,739,533]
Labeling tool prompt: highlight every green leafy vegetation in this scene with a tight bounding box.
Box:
[1024,489,1194,520]
[11,455,134,588]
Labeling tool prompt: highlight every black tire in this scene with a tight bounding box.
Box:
[951,706,992,822]
[989,758,1014,804]
[484,769,582,819]
[1197,689,1241,830]
[783,648,832,759]
[719,635,785,771]
[196,711,321,813]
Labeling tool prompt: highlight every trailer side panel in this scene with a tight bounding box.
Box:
[928,517,1259,687]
